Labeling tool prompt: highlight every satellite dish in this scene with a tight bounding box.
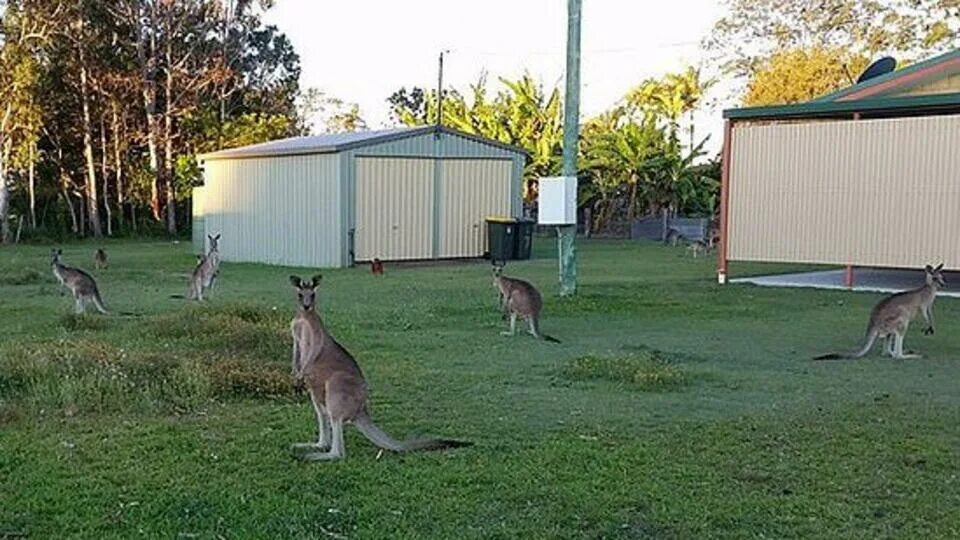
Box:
[856,57,897,83]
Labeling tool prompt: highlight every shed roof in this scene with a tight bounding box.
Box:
[724,48,960,121]
[199,125,528,161]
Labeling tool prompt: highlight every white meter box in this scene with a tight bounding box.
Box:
[537,176,577,225]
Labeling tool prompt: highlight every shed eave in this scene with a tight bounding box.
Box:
[813,48,960,103]
[198,146,340,161]
[197,125,529,162]
[723,92,960,121]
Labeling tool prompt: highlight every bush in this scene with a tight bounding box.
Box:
[0,339,292,417]
[561,349,689,391]
[0,268,44,286]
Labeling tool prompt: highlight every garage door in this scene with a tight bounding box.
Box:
[438,159,513,258]
[355,157,434,261]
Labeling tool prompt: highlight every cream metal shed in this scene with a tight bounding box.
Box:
[717,49,960,285]
[194,126,526,268]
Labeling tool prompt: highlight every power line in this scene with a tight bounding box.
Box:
[451,40,700,58]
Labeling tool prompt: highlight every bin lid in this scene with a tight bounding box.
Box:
[485,215,517,223]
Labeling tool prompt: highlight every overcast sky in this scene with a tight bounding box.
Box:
[264,0,727,152]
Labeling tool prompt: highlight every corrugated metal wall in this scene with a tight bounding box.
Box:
[191,186,205,254]
[342,130,524,262]
[201,154,342,267]
[728,114,960,268]
[354,157,434,261]
[439,159,512,257]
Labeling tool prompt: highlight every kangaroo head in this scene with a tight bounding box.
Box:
[51,248,63,265]
[207,233,221,252]
[289,274,323,309]
[491,261,505,279]
[924,263,946,288]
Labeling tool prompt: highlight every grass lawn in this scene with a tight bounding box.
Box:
[1,238,958,539]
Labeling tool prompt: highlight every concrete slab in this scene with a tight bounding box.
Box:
[731,268,960,298]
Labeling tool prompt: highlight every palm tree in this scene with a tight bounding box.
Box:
[581,111,668,228]
[626,66,715,149]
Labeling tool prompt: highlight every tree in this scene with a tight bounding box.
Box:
[0,0,305,241]
[581,110,668,226]
[626,66,714,148]
[705,0,960,93]
[387,73,563,200]
[387,87,426,125]
[0,0,59,243]
[743,46,869,106]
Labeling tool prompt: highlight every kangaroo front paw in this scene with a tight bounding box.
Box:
[923,326,935,335]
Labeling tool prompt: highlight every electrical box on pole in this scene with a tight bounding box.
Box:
[538,177,578,226]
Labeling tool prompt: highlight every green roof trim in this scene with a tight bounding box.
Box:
[724,92,960,120]
[813,49,960,103]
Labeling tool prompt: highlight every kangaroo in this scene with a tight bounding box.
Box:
[94,248,108,270]
[663,228,684,247]
[687,239,711,258]
[288,275,470,461]
[173,234,221,301]
[492,263,561,343]
[814,263,946,360]
[371,258,384,276]
[50,249,108,314]
[706,225,720,249]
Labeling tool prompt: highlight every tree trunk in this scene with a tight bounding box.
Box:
[164,29,176,235]
[28,143,36,229]
[59,148,78,235]
[78,36,103,239]
[137,2,162,222]
[0,143,9,244]
[661,206,669,241]
[112,101,123,231]
[78,191,86,237]
[100,116,112,236]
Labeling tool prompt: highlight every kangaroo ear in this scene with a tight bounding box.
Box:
[214,233,221,241]
[289,275,303,288]
[310,274,322,287]
[935,263,944,271]
[925,264,933,273]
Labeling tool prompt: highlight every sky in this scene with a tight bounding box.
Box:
[264,0,728,153]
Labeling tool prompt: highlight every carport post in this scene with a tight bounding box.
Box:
[717,120,733,283]
[844,265,855,288]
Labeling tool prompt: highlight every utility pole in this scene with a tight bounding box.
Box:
[437,50,449,126]
[558,0,581,296]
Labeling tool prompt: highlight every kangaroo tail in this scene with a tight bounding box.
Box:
[850,328,879,358]
[92,289,109,315]
[353,412,471,453]
[813,328,878,360]
[532,318,561,343]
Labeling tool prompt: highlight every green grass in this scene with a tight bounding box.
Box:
[1,239,959,538]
